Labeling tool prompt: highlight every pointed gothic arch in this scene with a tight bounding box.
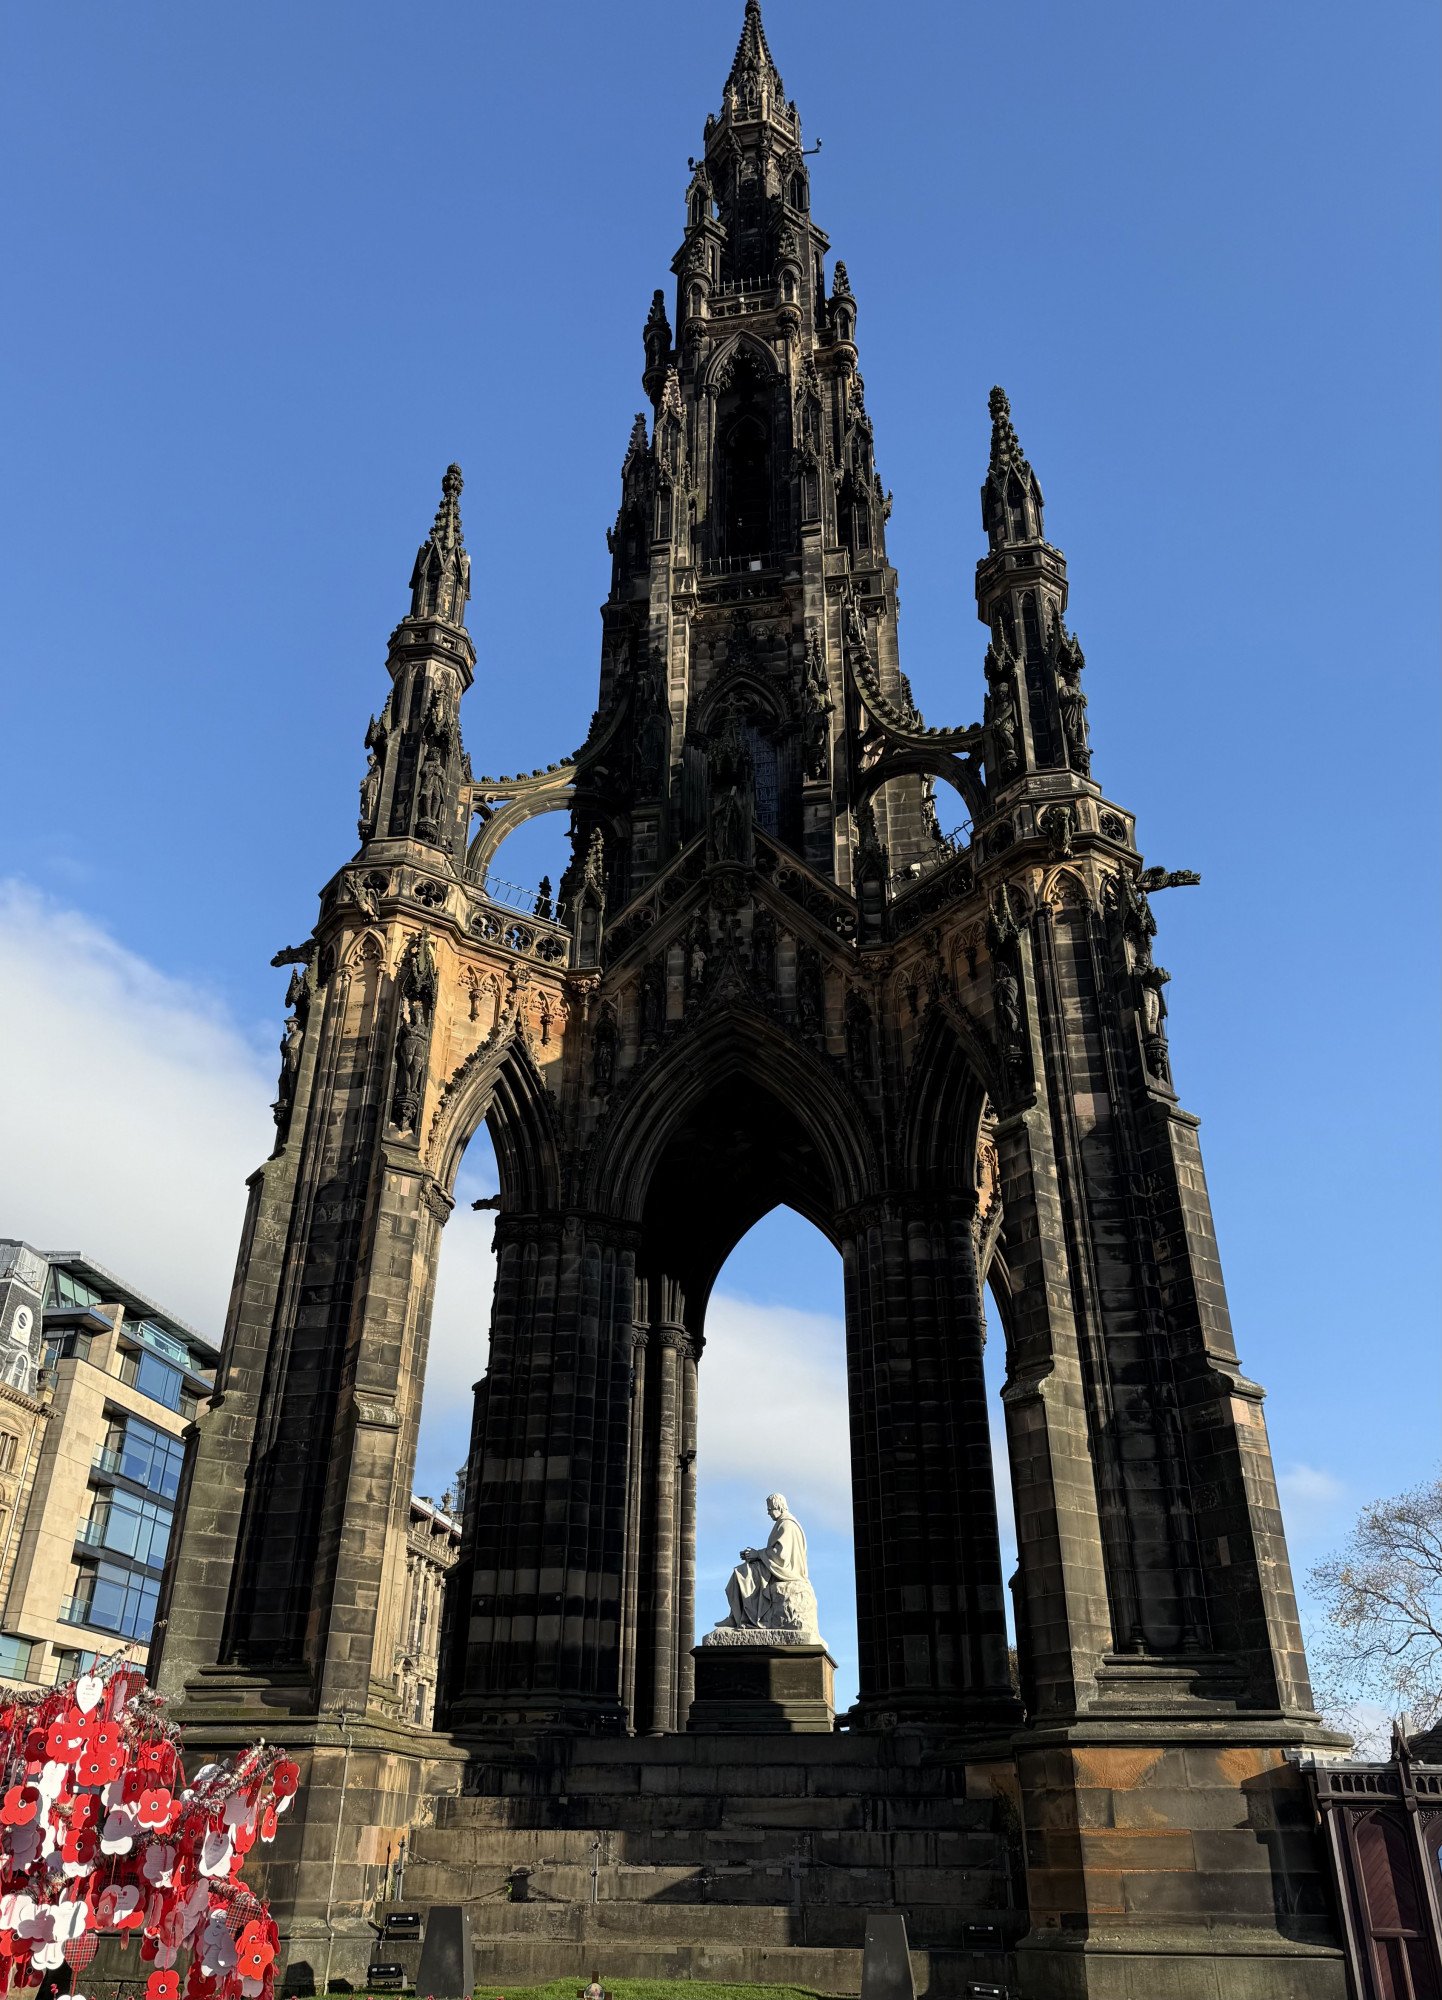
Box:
[581,1002,878,1229]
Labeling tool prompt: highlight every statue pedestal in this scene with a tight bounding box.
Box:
[688,1640,836,1733]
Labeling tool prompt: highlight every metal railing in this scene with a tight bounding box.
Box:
[91,1443,179,1499]
[699,551,792,576]
[122,1318,190,1369]
[890,823,975,893]
[478,874,569,925]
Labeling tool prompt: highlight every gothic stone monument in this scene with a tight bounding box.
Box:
[153,7,1348,1995]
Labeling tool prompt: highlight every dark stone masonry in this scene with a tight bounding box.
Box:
[152,6,1350,1993]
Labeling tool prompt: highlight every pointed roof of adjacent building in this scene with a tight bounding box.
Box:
[726,0,785,104]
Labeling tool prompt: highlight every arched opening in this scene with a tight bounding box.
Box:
[697,1206,856,1712]
[721,413,771,558]
[417,1121,499,1508]
[983,1275,1022,1708]
[477,809,574,922]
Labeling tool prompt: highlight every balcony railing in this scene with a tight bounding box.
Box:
[699,551,793,576]
[476,874,570,925]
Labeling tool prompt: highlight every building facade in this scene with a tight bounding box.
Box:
[154,8,1350,1995]
[0,1244,217,1687]
[393,1497,461,1729]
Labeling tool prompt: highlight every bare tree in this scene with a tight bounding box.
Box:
[1307,1476,1442,1749]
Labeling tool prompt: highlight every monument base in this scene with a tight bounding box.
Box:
[688,1641,836,1732]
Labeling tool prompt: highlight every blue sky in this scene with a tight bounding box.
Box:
[1,0,1436,1718]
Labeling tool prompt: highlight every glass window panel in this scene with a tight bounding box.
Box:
[132,1353,182,1413]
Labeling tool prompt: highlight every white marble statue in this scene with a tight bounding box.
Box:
[705,1492,823,1646]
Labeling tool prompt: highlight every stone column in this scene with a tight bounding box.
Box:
[644,1282,685,1734]
[619,1283,649,1732]
[844,1197,1019,1730]
[674,1337,699,1724]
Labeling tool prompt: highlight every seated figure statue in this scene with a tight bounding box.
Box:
[710,1492,822,1644]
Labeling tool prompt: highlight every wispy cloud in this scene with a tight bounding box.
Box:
[0,881,271,1335]
[1278,1462,1349,1550]
[697,1295,852,1533]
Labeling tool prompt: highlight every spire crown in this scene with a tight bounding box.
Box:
[988,388,1029,477]
[725,0,785,110]
[409,463,471,625]
[982,389,1045,551]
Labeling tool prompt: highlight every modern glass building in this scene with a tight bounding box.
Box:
[0,1243,218,1685]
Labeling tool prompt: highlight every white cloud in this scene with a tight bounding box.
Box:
[696,1295,852,1532]
[0,881,272,1336]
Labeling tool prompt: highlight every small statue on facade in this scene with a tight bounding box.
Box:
[992,956,1021,1044]
[711,1493,822,1644]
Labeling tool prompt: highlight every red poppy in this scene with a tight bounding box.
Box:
[22,1729,46,1766]
[0,1787,38,1827]
[136,1789,174,1830]
[45,1712,91,1763]
[76,1743,124,1787]
[235,1924,274,1978]
[121,1768,146,1804]
[146,1970,179,2000]
[70,1795,99,1828]
[269,1762,298,1799]
[258,1803,277,1844]
[91,1724,122,1756]
[61,1828,97,1865]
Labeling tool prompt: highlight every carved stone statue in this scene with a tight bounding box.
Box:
[986,673,1019,778]
[707,702,755,865]
[391,1004,428,1131]
[992,957,1021,1042]
[710,1494,821,1644]
[414,743,445,835]
[1058,675,1091,776]
[358,751,381,837]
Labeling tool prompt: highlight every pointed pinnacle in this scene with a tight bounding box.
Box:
[988,388,1029,475]
[431,462,465,550]
[727,0,785,101]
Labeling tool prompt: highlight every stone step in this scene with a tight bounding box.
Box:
[462,1758,959,1802]
[436,1792,987,1834]
[462,1935,1000,1998]
[405,1860,1008,1922]
[409,1822,999,1870]
[415,1898,1009,1951]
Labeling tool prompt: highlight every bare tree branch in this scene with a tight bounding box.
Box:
[1306,1475,1442,1745]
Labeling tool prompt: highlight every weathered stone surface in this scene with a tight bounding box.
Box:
[688,1642,835,1732]
[151,6,1348,1995]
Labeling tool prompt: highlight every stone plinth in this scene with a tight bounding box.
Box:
[688,1641,835,1732]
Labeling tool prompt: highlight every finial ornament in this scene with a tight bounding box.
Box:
[726,0,785,106]
[409,462,471,624]
[988,387,1029,475]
